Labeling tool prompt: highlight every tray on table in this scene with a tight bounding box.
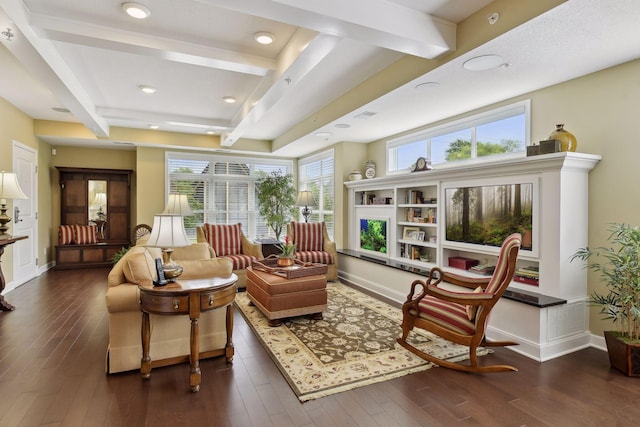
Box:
[251,255,328,279]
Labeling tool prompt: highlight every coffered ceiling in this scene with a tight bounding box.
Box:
[1,0,639,157]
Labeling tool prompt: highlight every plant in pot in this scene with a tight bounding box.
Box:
[275,236,296,267]
[571,223,640,376]
[255,170,297,242]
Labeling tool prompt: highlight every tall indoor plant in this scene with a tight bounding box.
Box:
[571,223,640,376]
[255,170,297,241]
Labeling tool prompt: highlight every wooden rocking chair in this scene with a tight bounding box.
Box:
[397,233,522,373]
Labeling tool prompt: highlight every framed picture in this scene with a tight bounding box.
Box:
[403,226,419,240]
[416,231,425,241]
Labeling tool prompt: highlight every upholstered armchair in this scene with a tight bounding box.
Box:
[287,221,338,281]
[196,223,263,288]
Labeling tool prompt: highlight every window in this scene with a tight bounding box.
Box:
[387,100,529,173]
[167,153,293,240]
[298,150,335,239]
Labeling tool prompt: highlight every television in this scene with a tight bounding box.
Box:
[444,182,534,252]
[359,218,388,255]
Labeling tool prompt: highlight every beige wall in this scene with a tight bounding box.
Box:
[359,58,640,337]
[0,97,43,280]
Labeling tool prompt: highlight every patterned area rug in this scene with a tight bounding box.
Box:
[235,281,489,402]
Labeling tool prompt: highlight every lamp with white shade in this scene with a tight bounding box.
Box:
[145,214,191,282]
[0,171,28,238]
[162,194,194,216]
[93,192,107,220]
[295,190,317,223]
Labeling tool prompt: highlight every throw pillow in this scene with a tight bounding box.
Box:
[73,224,98,244]
[58,225,75,245]
[122,247,156,286]
[466,286,484,321]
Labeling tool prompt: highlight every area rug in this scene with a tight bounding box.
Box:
[235,281,490,402]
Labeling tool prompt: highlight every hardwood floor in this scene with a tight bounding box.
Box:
[1,268,639,426]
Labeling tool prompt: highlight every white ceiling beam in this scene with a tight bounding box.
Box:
[0,0,110,136]
[196,0,456,58]
[29,12,275,76]
[96,107,232,130]
[222,31,341,147]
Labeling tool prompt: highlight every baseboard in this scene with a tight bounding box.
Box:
[338,271,406,304]
[487,325,596,361]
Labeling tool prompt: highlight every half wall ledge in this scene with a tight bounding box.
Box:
[337,249,566,308]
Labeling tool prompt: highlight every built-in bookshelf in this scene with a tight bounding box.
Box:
[344,152,601,362]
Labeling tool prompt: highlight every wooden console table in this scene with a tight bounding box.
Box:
[0,235,28,311]
[138,274,238,392]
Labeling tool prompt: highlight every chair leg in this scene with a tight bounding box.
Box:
[396,338,518,373]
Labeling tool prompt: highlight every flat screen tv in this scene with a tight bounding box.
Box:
[444,182,533,251]
[359,218,388,255]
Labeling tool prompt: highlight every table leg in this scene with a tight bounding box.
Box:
[225,304,234,362]
[141,311,151,379]
[0,245,15,312]
[189,317,200,392]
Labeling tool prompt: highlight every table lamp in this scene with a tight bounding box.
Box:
[93,192,107,220]
[295,190,317,223]
[145,214,191,281]
[162,194,194,216]
[0,171,28,238]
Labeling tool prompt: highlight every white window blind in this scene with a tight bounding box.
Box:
[167,153,292,240]
[298,150,335,239]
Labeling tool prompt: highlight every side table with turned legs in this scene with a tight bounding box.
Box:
[138,274,238,392]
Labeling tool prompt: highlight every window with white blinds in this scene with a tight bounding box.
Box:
[298,149,335,239]
[167,153,293,240]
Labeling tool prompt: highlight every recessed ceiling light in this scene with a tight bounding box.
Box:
[149,124,159,129]
[122,2,150,19]
[206,130,216,135]
[414,81,440,90]
[253,32,274,45]
[335,123,350,129]
[52,107,70,113]
[222,96,236,104]
[315,131,332,138]
[463,54,505,71]
[138,85,156,94]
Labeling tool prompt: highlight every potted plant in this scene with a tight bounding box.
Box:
[275,236,296,267]
[255,170,297,241]
[571,223,640,376]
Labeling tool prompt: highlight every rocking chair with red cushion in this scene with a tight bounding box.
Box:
[397,233,522,373]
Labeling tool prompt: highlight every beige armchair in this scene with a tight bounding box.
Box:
[196,223,263,289]
[105,240,233,374]
[287,221,338,281]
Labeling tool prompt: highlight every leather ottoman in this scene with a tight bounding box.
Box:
[246,266,327,326]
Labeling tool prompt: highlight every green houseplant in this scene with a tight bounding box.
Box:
[255,170,297,241]
[571,223,640,376]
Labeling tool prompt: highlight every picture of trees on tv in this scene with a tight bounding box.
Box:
[359,218,388,254]
[445,183,533,250]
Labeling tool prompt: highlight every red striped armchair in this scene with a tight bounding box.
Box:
[196,223,263,288]
[287,221,338,281]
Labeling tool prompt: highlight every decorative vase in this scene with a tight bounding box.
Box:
[277,256,294,267]
[548,124,577,152]
[349,170,362,181]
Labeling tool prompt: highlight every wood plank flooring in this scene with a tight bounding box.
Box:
[1,268,639,426]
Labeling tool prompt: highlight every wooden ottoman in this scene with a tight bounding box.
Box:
[246,266,327,326]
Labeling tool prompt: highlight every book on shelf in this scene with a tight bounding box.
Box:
[515,266,539,279]
[469,264,495,275]
[513,275,539,286]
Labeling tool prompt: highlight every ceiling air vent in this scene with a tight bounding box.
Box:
[354,111,377,119]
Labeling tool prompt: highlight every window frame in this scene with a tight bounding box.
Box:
[165,151,293,240]
[387,100,531,174]
[297,149,335,240]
